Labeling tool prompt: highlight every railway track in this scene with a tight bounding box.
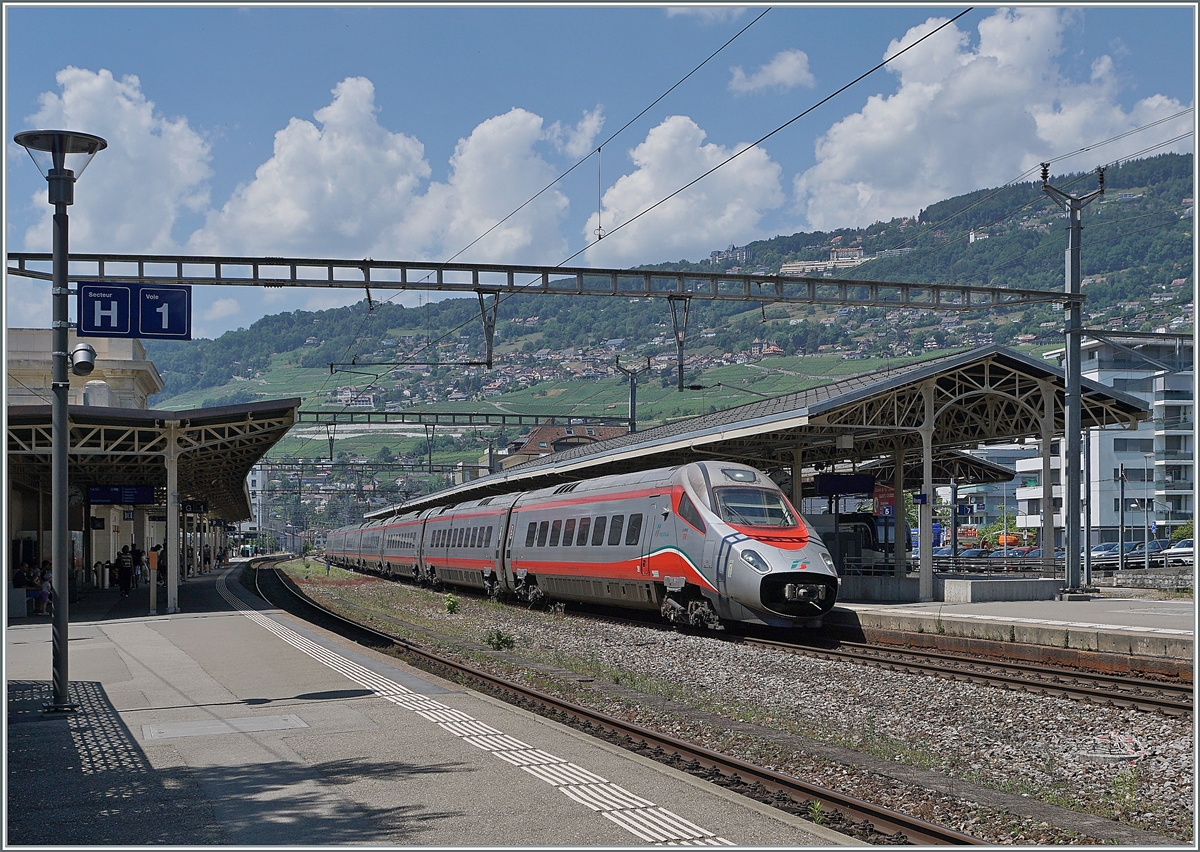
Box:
[747,637,1194,717]
[249,560,986,846]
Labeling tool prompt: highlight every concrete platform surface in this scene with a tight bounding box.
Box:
[832,595,1194,661]
[6,563,851,847]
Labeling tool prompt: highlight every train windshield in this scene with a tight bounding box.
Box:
[713,487,798,527]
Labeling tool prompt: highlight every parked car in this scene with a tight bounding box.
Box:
[1092,541,1141,562]
[1161,539,1195,566]
[1090,542,1121,556]
[1024,548,1065,559]
[1130,539,1173,556]
[954,548,988,558]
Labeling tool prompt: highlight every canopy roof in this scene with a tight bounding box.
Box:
[7,398,300,521]
[372,346,1146,516]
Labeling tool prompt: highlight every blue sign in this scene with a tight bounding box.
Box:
[89,485,155,505]
[78,282,191,340]
[77,283,134,336]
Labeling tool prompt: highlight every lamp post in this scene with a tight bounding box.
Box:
[14,129,107,713]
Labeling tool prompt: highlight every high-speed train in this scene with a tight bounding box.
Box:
[326,461,840,629]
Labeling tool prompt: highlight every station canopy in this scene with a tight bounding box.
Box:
[7,398,301,521]
[372,345,1146,517]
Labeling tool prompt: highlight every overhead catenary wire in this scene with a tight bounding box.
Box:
[557,7,975,266]
[282,10,775,460]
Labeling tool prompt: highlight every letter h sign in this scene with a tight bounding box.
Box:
[78,282,191,340]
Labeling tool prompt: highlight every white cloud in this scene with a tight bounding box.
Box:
[666,7,745,25]
[19,67,212,254]
[729,49,815,94]
[186,77,430,258]
[8,67,212,328]
[793,7,1194,231]
[582,115,783,267]
[390,107,570,264]
[547,106,605,159]
[200,298,241,322]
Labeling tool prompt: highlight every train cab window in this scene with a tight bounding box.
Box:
[607,515,624,546]
[484,526,493,548]
[525,522,537,547]
[625,513,643,546]
[591,516,607,546]
[562,518,576,545]
[537,520,550,547]
[576,517,591,546]
[549,519,562,546]
[677,494,707,533]
[713,487,797,527]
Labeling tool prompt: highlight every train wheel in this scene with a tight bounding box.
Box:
[687,599,724,631]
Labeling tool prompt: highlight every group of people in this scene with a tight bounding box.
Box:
[12,561,52,615]
[90,544,171,596]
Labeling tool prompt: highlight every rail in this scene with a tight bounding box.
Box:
[250,559,987,845]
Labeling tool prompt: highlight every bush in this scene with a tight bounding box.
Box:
[444,594,459,614]
[485,629,515,650]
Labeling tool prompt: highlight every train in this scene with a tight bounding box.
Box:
[325,460,840,629]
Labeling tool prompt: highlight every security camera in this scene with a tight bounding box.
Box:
[70,342,97,376]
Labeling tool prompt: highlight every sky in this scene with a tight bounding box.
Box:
[4,4,1195,340]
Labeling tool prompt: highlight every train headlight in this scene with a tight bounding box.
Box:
[819,551,836,572]
[739,549,770,574]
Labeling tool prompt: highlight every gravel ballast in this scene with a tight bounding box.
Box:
[279,564,1194,845]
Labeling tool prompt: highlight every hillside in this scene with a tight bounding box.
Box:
[146,153,1192,415]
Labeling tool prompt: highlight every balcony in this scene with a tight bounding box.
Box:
[1155,417,1194,433]
[1156,478,1195,492]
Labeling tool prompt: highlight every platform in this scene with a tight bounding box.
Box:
[828,594,1194,663]
[6,562,851,847]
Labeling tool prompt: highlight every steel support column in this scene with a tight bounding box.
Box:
[919,382,935,601]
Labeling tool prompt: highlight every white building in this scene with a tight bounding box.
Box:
[1033,335,1193,546]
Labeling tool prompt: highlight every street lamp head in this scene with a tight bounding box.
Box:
[13,130,107,205]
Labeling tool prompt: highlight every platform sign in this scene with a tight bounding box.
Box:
[138,285,191,339]
[77,282,191,340]
[77,283,134,336]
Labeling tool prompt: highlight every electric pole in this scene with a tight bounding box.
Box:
[614,356,651,433]
[1042,163,1104,590]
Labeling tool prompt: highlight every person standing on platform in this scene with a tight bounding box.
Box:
[117,546,133,598]
[131,544,143,589]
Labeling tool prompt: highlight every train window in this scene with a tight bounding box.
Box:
[607,515,624,546]
[625,513,643,546]
[677,494,707,533]
[457,528,465,548]
[562,518,576,546]
[432,530,439,547]
[591,516,607,546]
[576,517,591,546]
[484,526,493,548]
[537,520,550,547]
[525,522,537,547]
[713,487,797,527]
[470,527,478,548]
[549,519,562,546]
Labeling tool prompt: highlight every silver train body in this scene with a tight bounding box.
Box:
[326,461,840,628]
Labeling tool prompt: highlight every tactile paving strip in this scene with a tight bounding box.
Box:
[217,572,734,845]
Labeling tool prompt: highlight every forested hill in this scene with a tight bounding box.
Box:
[146,153,1192,405]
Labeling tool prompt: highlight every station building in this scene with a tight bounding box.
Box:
[6,328,298,615]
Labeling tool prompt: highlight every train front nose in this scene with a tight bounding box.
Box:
[731,545,839,618]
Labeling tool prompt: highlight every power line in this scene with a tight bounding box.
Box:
[557,8,975,266]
